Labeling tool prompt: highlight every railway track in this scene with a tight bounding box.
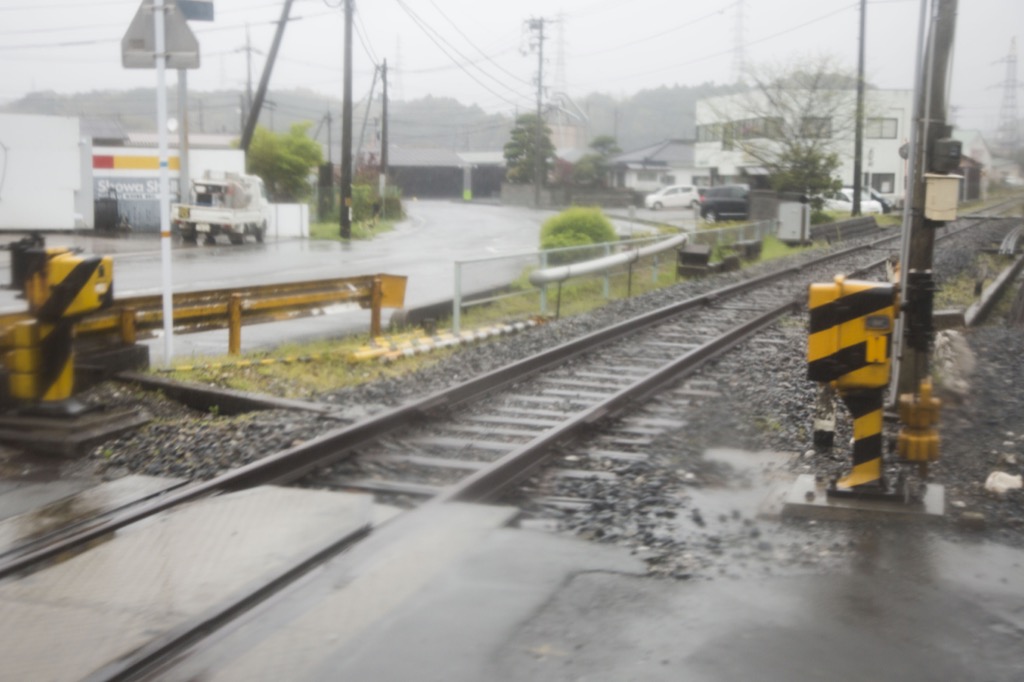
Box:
[5,208,1020,579]
[0,204,1020,680]
[0,225,922,578]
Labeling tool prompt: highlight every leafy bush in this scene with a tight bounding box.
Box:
[540,207,618,265]
[321,184,403,223]
[810,209,833,225]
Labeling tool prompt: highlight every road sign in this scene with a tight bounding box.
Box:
[122,0,200,69]
[178,0,214,21]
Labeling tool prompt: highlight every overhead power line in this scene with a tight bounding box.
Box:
[0,8,337,51]
[426,0,532,87]
[574,1,860,88]
[571,1,739,58]
[392,0,531,110]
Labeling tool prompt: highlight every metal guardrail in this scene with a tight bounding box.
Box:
[452,234,679,334]
[0,274,408,355]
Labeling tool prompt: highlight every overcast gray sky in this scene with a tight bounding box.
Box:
[0,0,1019,137]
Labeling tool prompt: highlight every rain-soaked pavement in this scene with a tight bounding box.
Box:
[4,205,1019,678]
[0,200,700,361]
[1,200,680,360]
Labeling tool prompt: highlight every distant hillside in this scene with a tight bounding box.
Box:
[2,82,741,155]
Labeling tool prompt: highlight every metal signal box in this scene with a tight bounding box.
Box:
[26,250,114,321]
[807,276,896,390]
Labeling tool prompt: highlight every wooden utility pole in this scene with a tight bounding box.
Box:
[380,58,389,219]
[239,0,294,151]
[528,17,546,208]
[852,0,866,216]
[340,0,354,239]
[896,0,960,395]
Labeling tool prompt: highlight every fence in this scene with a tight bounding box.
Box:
[686,220,777,250]
[452,234,687,334]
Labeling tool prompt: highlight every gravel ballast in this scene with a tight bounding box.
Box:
[76,218,1024,576]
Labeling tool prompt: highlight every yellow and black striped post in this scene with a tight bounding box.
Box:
[835,389,885,489]
[5,320,75,403]
[807,276,896,492]
[2,247,113,413]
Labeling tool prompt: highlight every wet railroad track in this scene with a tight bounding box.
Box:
[3,207,1018,582]
[1,206,1019,681]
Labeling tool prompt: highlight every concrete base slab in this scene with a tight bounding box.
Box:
[0,485,372,682]
[782,474,945,521]
[0,407,149,455]
[159,503,643,682]
[0,474,186,554]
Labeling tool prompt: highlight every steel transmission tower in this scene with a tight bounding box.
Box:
[732,0,746,83]
[995,38,1019,156]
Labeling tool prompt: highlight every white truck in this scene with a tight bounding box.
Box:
[171,172,270,245]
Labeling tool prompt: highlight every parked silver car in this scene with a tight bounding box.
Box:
[644,184,701,210]
[825,188,883,215]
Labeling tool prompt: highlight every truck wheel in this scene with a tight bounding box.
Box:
[205,234,217,245]
[182,230,197,245]
[255,222,266,243]
[228,233,244,245]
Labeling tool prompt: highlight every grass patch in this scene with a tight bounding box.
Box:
[935,252,1014,309]
[155,226,824,396]
[310,219,396,241]
[158,335,453,399]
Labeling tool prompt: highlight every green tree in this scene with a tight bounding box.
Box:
[572,135,622,187]
[588,135,621,158]
[246,123,323,201]
[503,113,555,184]
[714,56,853,207]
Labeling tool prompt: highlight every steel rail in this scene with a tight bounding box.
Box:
[965,252,1024,326]
[438,302,799,503]
[0,231,896,580]
[0,212,1007,580]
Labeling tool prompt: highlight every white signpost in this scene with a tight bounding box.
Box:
[122,1,200,366]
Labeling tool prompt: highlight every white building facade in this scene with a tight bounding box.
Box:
[695,89,914,205]
[0,113,87,231]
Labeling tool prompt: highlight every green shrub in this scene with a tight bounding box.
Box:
[540,207,617,264]
[319,184,404,223]
[810,209,833,225]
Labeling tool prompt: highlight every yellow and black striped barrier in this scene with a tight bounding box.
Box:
[807,275,896,491]
[2,248,113,409]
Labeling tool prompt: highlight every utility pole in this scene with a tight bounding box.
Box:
[381,58,389,219]
[318,109,334,222]
[177,70,190,207]
[896,0,960,396]
[340,0,354,239]
[237,25,259,126]
[240,0,294,151]
[527,17,547,208]
[852,0,866,216]
[326,110,333,164]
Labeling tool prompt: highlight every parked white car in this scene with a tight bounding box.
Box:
[825,188,883,215]
[644,184,701,210]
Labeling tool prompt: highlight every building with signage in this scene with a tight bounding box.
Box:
[92,132,243,232]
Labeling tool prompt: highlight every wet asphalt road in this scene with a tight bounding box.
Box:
[0,201,587,360]
[2,200,548,309]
